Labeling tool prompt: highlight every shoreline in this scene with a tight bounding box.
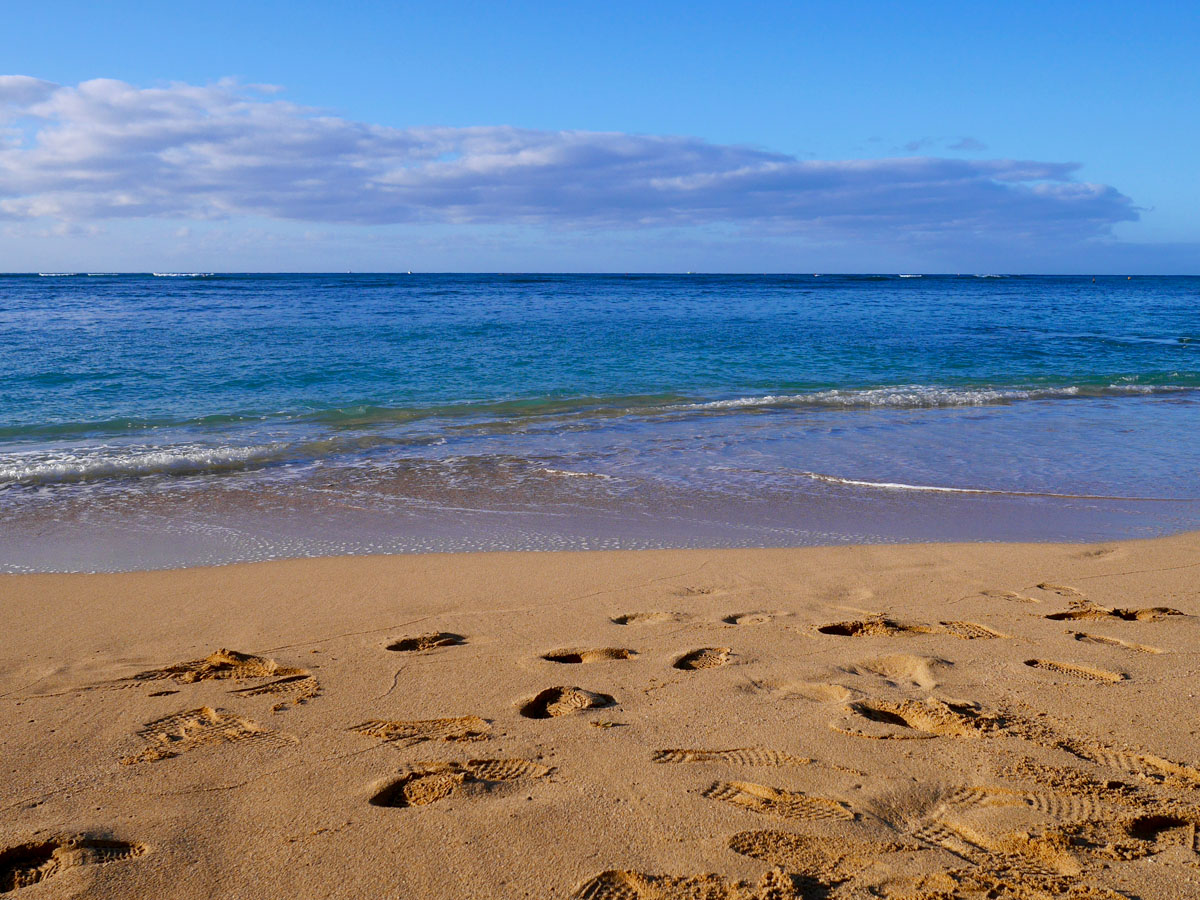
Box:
[5,479,1198,574]
[5,526,1200,576]
[4,533,1200,897]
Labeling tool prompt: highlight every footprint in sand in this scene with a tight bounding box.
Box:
[227,673,321,710]
[730,823,1100,896]
[349,716,490,746]
[1045,602,1183,622]
[673,584,718,597]
[846,655,952,690]
[916,862,1111,895]
[922,784,1106,825]
[386,632,466,652]
[728,830,912,880]
[1071,632,1163,654]
[1056,740,1200,787]
[817,617,1001,640]
[861,782,1087,875]
[1125,813,1196,845]
[1008,758,1200,857]
[1036,583,1086,599]
[1023,659,1127,683]
[1000,756,1136,804]
[858,781,1095,878]
[1016,790,1108,824]
[740,678,860,703]
[721,611,784,626]
[368,758,552,808]
[702,781,854,822]
[0,836,146,893]
[842,697,1200,794]
[573,868,799,900]
[611,612,686,625]
[815,617,935,637]
[122,707,294,764]
[938,621,1007,639]
[129,648,297,683]
[520,686,616,719]
[978,589,1039,603]
[654,747,863,777]
[652,748,812,767]
[112,648,320,710]
[673,647,732,670]
[542,648,635,664]
[832,697,998,740]
[1078,546,1121,559]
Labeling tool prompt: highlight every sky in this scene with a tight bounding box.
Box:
[1,1,1197,273]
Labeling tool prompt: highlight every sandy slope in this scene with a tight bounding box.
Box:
[2,535,1200,898]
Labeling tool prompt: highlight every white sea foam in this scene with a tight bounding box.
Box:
[799,472,1005,494]
[674,383,1189,413]
[0,444,277,486]
[795,471,1195,502]
[152,272,213,277]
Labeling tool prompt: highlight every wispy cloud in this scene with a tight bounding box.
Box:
[0,77,1135,244]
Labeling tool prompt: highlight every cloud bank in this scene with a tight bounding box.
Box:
[0,76,1136,244]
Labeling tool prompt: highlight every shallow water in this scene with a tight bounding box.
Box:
[1,273,1197,571]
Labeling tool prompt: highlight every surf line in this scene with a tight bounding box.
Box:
[796,472,1200,503]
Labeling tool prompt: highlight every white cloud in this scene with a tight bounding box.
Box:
[0,77,1137,244]
[0,76,58,106]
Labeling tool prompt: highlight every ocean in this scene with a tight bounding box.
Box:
[1,272,1197,571]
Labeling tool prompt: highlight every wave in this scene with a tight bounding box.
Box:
[278,382,1198,422]
[38,272,78,277]
[2,382,1196,445]
[152,272,213,277]
[796,471,1198,502]
[0,440,624,489]
[0,444,281,487]
[675,383,1196,413]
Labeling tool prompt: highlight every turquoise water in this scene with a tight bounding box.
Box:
[1,273,1197,570]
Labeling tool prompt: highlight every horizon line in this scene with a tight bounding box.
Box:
[8,272,1195,278]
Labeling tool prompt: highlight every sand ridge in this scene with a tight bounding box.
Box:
[2,534,1200,897]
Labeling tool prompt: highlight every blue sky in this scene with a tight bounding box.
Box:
[1,1,1197,272]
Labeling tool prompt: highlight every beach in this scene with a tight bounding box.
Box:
[4,533,1199,898]
[5,6,1197,897]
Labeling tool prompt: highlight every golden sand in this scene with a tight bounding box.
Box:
[3,534,1200,897]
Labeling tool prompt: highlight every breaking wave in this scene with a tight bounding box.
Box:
[2,382,1195,446]
[676,382,1194,413]
[796,471,1198,502]
[0,443,281,487]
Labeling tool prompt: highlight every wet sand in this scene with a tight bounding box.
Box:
[3,534,1200,898]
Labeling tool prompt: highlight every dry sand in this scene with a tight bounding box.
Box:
[3,534,1200,898]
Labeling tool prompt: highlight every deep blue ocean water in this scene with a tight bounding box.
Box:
[1,273,1197,571]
